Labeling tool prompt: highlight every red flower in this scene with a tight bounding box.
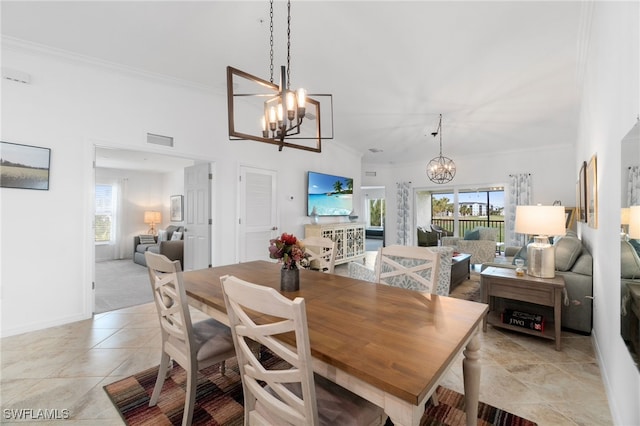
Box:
[269,233,307,270]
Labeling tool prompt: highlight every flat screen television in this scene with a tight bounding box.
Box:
[307,171,353,216]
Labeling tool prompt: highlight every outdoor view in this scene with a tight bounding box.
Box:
[418,189,505,242]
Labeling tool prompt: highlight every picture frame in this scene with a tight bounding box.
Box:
[170,195,184,222]
[577,161,587,222]
[587,154,598,228]
[0,141,51,190]
[564,207,576,231]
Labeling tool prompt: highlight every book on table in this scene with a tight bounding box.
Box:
[501,309,545,332]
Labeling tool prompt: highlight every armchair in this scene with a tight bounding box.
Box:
[133,225,184,267]
[441,227,498,265]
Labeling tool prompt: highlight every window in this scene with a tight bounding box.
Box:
[426,188,505,241]
[95,184,117,243]
[368,198,385,227]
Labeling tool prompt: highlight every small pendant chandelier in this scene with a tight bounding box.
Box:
[426,114,456,184]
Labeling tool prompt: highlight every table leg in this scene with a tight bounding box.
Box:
[554,288,562,351]
[463,331,481,426]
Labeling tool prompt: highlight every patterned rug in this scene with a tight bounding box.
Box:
[449,272,482,302]
[104,349,536,426]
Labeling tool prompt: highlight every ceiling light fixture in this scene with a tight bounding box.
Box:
[426,114,456,184]
[227,0,331,153]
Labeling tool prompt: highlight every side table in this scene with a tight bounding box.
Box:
[450,253,471,292]
[481,266,566,350]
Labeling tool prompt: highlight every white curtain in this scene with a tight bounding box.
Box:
[627,166,640,206]
[506,173,532,247]
[116,177,129,259]
[396,181,411,245]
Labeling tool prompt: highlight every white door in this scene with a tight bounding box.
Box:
[184,163,212,270]
[239,166,278,262]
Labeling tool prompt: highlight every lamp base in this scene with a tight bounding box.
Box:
[526,236,555,278]
[147,225,157,236]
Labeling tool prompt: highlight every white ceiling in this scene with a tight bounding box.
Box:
[1,1,584,166]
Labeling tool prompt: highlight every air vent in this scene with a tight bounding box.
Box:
[365,171,377,177]
[368,148,383,153]
[147,133,174,147]
[2,68,31,84]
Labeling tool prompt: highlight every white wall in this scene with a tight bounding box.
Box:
[363,144,576,246]
[0,40,362,337]
[577,2,640,425]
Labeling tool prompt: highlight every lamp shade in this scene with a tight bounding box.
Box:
[628,206,640,239]
[621,207,631,225]
[514,205,566,236]
[144,211,161,224]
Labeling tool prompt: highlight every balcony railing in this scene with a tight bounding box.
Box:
[431,218,505,243]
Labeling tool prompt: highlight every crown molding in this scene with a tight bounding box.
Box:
[1,36,220,94]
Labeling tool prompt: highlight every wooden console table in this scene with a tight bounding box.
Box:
[481,266,565,350]
[305,223,365,265]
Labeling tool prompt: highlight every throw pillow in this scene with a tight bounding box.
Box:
[157,229,168,242]
[629,239,640,258]
[464,229,480,240]
[139,234,156,244]
[554,235,583,271]
[171,231,183,241]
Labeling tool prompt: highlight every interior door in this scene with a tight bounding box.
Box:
[184,163,212,270]
[239,166,278,262]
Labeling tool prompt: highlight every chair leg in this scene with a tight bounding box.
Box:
[149,352,171,406]
[182,366,198,426]
[220,360,226,375]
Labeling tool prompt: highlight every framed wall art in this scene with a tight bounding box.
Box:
[0,141,51,190]
[587,154,598,228]
[170,195,184,222]
[565,207,576,231]
[577,160,587,222]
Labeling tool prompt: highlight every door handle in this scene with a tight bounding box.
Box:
[272,226,278,230]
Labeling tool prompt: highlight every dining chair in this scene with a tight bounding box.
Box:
[374,244,441,294]
[145,252,237,426]
[220,274,386,426]
[302,236,337,273]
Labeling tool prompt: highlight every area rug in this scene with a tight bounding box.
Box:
[449,272,481,302]
[104,351,536,426]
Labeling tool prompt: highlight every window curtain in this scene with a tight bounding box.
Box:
[506,173,532,247]
[116,177,129,259]
[396,181,411,245]
[627,166,640,206]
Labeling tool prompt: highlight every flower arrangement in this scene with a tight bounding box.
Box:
[269,232,307,270]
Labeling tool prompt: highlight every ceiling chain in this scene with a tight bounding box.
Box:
[269,0,274,83]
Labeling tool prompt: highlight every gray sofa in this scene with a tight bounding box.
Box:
[482,230,593,335]
[133,225,184,267]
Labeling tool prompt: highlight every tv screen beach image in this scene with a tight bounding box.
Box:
[307,172,353,216]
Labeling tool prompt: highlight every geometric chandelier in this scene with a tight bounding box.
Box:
[426,114,456,184]
[227,0,332,153]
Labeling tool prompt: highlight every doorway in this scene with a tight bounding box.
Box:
[92,146,208,313]
[362,186,385,252]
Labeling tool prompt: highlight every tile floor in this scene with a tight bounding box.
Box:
[1,278,613,425]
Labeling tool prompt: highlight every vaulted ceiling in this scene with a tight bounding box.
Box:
[1,1,584,166]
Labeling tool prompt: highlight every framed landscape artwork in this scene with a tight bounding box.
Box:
[170,195,183,222]
[0,141,51,190]
[587,154,598,228]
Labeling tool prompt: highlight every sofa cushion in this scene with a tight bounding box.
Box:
[554,235,583,271]
[157,229,168,241]
[622,240,640,279]
[136,244,153,254]
[464,229,480,240]
[139,234,156,244]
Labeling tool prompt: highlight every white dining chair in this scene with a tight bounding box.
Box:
[145,252,237,426]
[374,245,441,294]
[220,274,386,426]
[302,236,337,273]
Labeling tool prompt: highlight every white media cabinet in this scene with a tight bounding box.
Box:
[304,223,365,265]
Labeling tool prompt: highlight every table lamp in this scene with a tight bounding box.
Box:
[514,205,566,278]
[627,206,640,240]
[144,210,161,235]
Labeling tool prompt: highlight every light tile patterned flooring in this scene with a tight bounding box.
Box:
[1,274,613,425]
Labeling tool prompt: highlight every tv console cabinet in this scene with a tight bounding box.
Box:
[305,223,365,265]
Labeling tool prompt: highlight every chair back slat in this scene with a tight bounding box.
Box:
[374,244,440,294]
[302,236,337,273]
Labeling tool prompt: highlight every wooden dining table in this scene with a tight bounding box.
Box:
[183,260,488,426]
